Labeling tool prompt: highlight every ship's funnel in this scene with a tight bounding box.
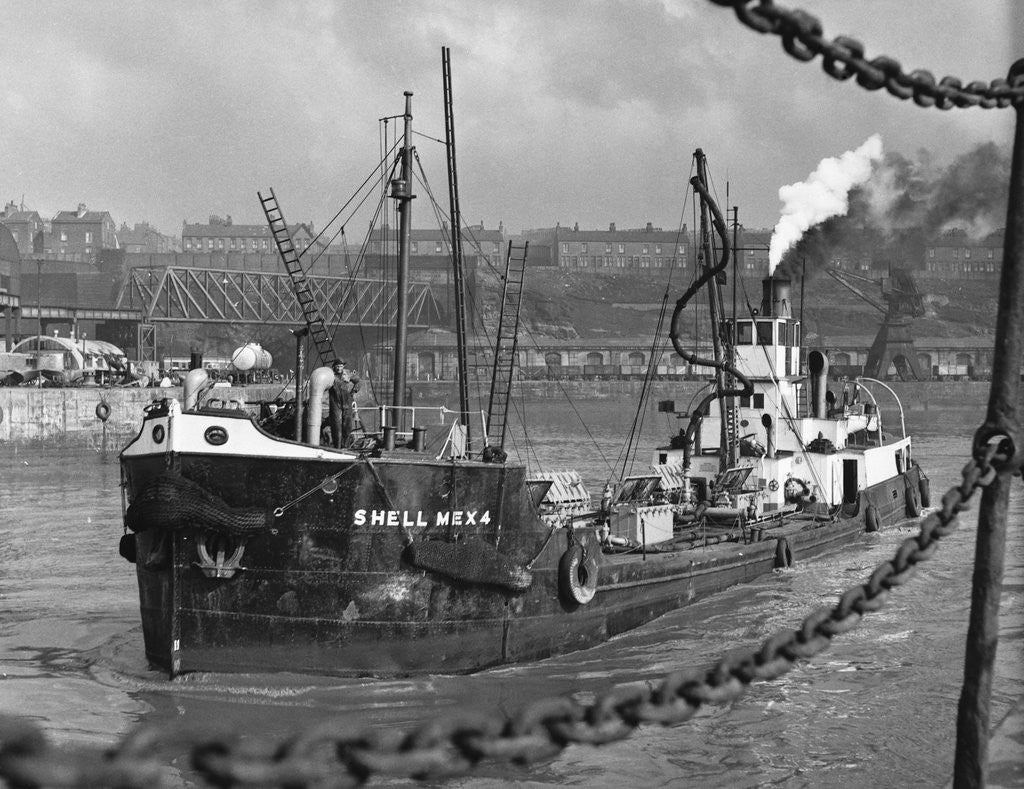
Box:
[760,277,792,318]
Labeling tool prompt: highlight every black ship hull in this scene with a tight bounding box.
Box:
[122,408,924,677]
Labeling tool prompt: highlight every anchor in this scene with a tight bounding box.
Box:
[194,533,247,579]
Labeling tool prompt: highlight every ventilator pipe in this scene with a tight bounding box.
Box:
[183,368,210,411]
[305,367,335,445]
[807,350,829,418]
[762,412,775,459]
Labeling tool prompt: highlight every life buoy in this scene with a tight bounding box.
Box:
[918,475,931,509]
[559,543,599,605]
[95,401,111,422]
[865,504,881,533]
[905,479,921,518]
[768,479,779,491]
[774,537,793,569]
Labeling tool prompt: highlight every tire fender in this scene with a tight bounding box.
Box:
[774,537,794,569]
[918,475,931,509]
[559,543,599,605]
[905,479,921,518]
[865,504,881,533]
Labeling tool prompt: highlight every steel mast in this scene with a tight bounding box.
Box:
[391,92,415,422]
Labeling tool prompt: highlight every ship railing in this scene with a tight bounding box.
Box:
[374,403,486,442]
[854,377,907,440]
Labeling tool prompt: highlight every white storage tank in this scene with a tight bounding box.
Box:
[231,343,273,371]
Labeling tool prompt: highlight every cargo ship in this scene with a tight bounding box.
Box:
[118,71,926,678]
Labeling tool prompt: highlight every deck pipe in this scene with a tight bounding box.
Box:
[305,367,335,445]
[762,412,775,459]
[183,368,210,411]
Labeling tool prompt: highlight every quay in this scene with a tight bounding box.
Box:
[0,379,992,447]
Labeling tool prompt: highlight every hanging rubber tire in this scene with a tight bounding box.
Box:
[0,404,4,425]
[918,475,931,509]
[95,401,111,422]
[905,479,921,518]
[559,543,599,605]
[774,537,793,569]
[865,504,881,533]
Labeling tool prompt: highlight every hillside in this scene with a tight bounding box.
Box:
[509,269,1001,342]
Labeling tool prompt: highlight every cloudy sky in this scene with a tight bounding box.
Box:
[1,1,1019,239]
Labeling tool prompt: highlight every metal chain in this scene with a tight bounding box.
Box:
[0,441,1009,788]
[706,0,1024,108]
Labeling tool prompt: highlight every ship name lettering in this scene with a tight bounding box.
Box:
[352,509,491,527]
[435,509,491,526]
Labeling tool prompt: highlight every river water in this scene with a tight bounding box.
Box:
[0,399,1021,787]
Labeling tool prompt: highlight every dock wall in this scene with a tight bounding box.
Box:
[0,380,991,448]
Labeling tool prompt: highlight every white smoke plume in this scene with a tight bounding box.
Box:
[768,134,884,274]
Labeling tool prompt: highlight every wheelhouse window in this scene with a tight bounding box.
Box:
[737,321,754,344]
[756,321,773,345]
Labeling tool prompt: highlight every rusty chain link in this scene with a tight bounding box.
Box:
[707,0,1024,108]
[0,440,1011,787]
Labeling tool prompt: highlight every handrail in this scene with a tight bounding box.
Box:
[855,376,907,440]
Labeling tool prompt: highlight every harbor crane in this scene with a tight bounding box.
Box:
[824,266,927,380]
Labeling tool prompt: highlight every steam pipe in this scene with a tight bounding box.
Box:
[305,367,335,445]
[670,171,753,466]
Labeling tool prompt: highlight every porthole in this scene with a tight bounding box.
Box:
[151,424,165,444]
[204,426,228,446]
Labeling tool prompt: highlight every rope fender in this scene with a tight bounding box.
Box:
[125,471,270,535]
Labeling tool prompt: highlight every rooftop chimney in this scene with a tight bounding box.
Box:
[76,203,87,217]
[609,222,616,232]
[646,221,653,232]
[760,277,792,318]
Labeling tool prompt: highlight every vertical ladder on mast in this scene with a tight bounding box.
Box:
[486,241,529,451]
[258,188,334,366]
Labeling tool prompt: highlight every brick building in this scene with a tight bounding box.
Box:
[182,215,320,255]
[366,223,506,268]
[116,222,176,254]
[50,204,117,261]
[923,228,1002,279]
[0,201,44,256]
[520,222,690,272]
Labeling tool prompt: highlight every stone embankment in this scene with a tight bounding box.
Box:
[0,380,991,448]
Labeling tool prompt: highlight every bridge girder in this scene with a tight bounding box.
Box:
[115,266,443,328]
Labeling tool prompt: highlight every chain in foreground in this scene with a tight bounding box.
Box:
[707,0,1024,108]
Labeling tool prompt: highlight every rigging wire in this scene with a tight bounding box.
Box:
[612,156,697,482]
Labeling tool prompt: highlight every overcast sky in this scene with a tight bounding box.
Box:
[1,1,1019,239]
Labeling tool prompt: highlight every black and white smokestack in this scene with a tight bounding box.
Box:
[760,277,793,318]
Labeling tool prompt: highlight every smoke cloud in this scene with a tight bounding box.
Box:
[774,141,1011,279]
[768,134,883,274]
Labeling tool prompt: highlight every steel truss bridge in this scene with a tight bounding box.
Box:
[115,266,443,328]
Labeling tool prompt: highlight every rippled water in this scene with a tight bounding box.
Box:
[0,401,1020,787]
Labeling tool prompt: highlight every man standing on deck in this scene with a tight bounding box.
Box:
[328,358,361,448]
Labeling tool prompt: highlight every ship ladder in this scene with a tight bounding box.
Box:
[258,188,334,366]
[485,241,528,452]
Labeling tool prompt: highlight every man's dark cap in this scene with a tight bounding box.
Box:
[331,358,345,366]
